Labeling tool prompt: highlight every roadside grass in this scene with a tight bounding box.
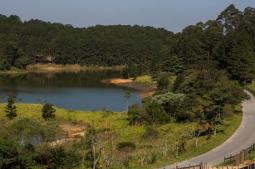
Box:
[0,104,242,169]
[246,81,255,95]
[249,151,255,160]
[139,112,243,169]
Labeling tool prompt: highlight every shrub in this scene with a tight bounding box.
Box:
[5,95,17,120]
[142,125,159,139]
[135,75,154,85]
[8,118,64,145]
[35,145,80,169]
[42,103,56,120]
[127,104,145,125]
[117,142,136,153]
[157,73,170,91]
[144,101,170,124]
[0,139,32,168]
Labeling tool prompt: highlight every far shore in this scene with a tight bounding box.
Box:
[0,64,125,74]
[102,78,156,98]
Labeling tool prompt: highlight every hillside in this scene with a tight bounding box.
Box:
[0,4,255,83]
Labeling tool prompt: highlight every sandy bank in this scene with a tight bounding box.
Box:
[26,64,124,73]
[102,78,156,98]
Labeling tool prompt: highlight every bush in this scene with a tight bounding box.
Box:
[135,75,154,85]
[35,145,80,169]
[117,142,136,153]
[128,100,172,125]
[0,139,33,168]
[157,73,170,91]
[144,101,170,124]
[142,125,159,139]
[122,64,142,78]
[7,118,64,145]
[42,103,56,120]
[5,95,17,120]
[127,104,145,125]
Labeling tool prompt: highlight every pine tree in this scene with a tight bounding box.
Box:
[42,103,56,120]
[5,95,17,120]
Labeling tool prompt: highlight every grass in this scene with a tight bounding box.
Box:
[249,151,255,160]
[246,81,255,95]
[142,113,243,169]
[134,75,156,86]
[0,104,242,169]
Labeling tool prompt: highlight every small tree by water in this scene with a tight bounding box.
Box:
[42,103,56,120]
[5,95,17,120]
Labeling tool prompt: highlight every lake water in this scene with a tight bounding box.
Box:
[0,72,141,111]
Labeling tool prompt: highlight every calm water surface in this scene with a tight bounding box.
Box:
[0,72,141,111]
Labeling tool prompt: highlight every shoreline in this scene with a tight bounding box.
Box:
[0,64,124,74]
[26,64,125,73]
[102,78,156,98]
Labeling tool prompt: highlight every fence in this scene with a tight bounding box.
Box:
[176,163,210,169]
[224,143,255,165]
[175,163,255,169]
[175,143,255,169]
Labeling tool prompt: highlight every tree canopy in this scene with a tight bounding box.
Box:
[0,5,254,82]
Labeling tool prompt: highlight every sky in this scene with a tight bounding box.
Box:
[0,0,255,32]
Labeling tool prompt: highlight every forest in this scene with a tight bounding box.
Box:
[0,4,255,169]
[0,5,255,83]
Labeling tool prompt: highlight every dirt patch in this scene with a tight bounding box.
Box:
[60,123,86,138]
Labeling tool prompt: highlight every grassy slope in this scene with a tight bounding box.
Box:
[0,104,242,169]
[147,112,242,169]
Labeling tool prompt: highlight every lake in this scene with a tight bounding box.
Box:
[0,72,141,111]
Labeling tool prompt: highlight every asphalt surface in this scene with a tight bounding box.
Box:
[161,90,255,169]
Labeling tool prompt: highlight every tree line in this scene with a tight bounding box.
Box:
[0,5,255,83]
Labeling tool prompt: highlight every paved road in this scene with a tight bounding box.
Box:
[161,90,255,169]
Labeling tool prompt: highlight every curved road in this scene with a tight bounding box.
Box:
[161,90,255,169]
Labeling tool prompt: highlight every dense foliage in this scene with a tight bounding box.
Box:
[0,5,255,83]
[0,4,254,169]
[5,95,17,120]
[128,68,246,128]
[42,103,56,120]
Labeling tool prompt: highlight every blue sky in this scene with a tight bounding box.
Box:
[0,0,254,32]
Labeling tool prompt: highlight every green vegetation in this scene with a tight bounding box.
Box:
[0,104,242,169]
[42,103,56,120]
[0,4,254,169]
[128,69,246,127]
[249,150,255,161]
[0,5,255,83]
[134,75,156,86]
[246,81,255,95]
[5,95,17,120]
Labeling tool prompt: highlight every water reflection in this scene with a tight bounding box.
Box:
[0,72,141,111]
